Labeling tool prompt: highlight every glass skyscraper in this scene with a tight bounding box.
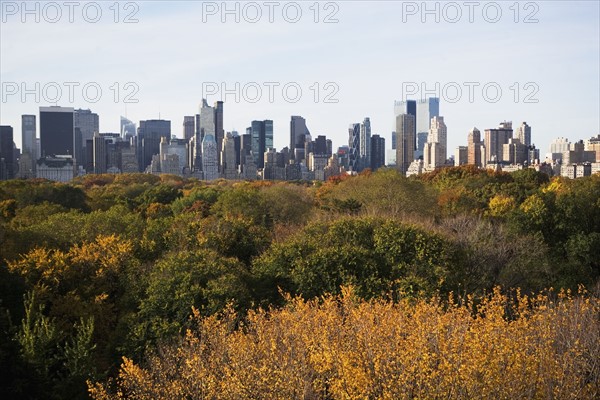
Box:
[39,106,74,157]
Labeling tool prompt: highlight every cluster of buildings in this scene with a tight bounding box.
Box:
[391,98,600,179]
[0,98,598,182]
[0,101,380,182]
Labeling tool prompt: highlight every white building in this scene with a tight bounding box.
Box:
[36,156,74,182]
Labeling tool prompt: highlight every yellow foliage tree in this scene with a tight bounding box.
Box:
[89,287,600,400]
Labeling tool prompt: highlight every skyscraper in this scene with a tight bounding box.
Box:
[21,115,36,158]
[395,114,415,174]
[0,126,15,180]
[74,109,99,145]
[423,116,447,169]
[503,138,528,165]
[484,121,513,163]
[199,99,215,139]
[314,135,328,156]
[290,116,310,160]
[120,116,136,139]
[360,117,371,170]
[21,115,36,176]
[137,119,171,171]
[202,132,219,180]
[183,116,195,141]
[467,128,483,167]
[74,109,99,171]
[250,120,273,168]
[348,123,360,172]
[416,98,440,140]
[394,100,417,151]
[516,122,531,147]
[93,133,108,174]
[221,132,238,179]
[370,134,385,170]
[40,106,74,157]
[214,101,224,166]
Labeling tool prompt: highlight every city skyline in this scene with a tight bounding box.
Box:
[1,1,598,155]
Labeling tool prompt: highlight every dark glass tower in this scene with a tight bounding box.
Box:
[290,116,310,160]
[137,119,171,171]
[0,125,15,180]
[250,120,273,169]
[40,106,74,157]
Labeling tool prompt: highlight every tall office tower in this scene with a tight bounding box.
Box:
[137,120,171,171]
[40,106,74,157]
[214,101,224,166]
[395,114,415,175]
[241,132,252,164]
[516,122,531,147]
[221,132,238,179]
[160,137,188,174]
[74,109,99,169]
[360,117,372,170]
[183,116,195,141]
[231,131,241,168]
[93,133,108,174]
[21,115,36,158]
[249,120,273,168]
[290,116,310,160]
[0,126,15,180]
[391,131,397,150]
[424,116,448,169]
[348,123,361,172]
[21,115,37,176]
[416,98,440,140]
[120,116,136,139]
[427,116,448,149]
[202,133,219,180]
[485,121,513,163]
[467,128,483,167]
[370,134,385,170]
[394,100,417,150]
[314,135,328,155]
[199,99,215,139]
[191,114,203,171]
[74,109,99,144]
[455,146,468,166]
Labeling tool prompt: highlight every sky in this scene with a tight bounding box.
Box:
[1,0,599,156]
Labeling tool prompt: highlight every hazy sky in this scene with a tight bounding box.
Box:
[1,0,599,155]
